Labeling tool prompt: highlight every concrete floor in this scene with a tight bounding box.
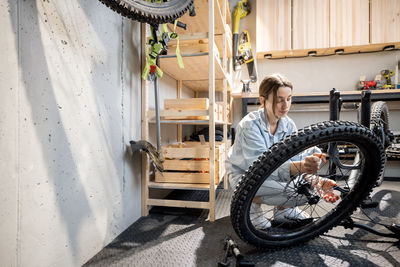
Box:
[84,180,400,267]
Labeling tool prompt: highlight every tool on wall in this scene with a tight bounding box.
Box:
[233,0,250,61]
[358,75,382,90]
[381,69,395,89]
[236,30,257,82]
[233,0,257,82]
[358,69,395,90]
[240,79,251,93]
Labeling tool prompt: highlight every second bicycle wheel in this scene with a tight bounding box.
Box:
[370,101,390,185]
[230,121,385,249]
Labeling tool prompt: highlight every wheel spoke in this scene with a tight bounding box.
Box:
[231,121,384,248]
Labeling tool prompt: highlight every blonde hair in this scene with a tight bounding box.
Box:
[259,73,293,109]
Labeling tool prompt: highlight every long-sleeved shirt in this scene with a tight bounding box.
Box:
[226,108,297,188]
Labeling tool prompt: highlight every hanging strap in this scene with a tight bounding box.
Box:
[142,38,164,80]
[171,21,184,68]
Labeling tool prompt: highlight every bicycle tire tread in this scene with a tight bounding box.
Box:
[230,121,385,249]
[98,0,193,24]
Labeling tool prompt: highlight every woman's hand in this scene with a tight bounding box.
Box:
[304,175,340,203]
[314,177,340,203]
[304,153,326,174]
[290,153,326,176]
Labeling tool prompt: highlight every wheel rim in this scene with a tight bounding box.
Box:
[248,140,365,241]
[231,121,385,248]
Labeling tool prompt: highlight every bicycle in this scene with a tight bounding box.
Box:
[230,88,399,249]
[97,0,193,25]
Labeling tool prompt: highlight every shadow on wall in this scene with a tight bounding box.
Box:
[8,0,99,264]
[7,0,142,265]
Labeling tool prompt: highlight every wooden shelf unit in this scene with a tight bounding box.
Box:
[141,0,232,222]
[173,0,230,35]
[159,54,229,87]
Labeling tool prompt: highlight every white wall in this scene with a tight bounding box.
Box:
[0,0,142,266]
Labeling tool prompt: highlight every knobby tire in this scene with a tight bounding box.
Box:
[230,121,385,249]
[98,0,193,24]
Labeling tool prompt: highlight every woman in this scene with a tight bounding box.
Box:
[226,74,337,229]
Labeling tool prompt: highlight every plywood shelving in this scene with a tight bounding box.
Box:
[141,0,232,222]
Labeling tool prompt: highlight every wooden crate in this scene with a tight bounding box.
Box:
[155,141,229,184]
[161,98,224,121]
[165,98,209,110]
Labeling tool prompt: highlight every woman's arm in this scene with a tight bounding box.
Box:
[289,153,326,175]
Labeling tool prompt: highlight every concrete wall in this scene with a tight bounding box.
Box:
[0,0,143,266]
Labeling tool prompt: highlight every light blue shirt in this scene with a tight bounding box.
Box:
[226,108,298,188]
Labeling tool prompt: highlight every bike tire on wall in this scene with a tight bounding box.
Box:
[98,0,193,24]
[230,121,385,249]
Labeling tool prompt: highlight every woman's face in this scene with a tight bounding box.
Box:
[265,86,292,120]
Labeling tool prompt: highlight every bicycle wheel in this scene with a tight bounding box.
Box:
[370,101,390,148]
[230,121,385,249]
[370,101,390,185]
[98,0,193,24]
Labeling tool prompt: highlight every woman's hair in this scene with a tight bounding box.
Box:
[259,73,293,108]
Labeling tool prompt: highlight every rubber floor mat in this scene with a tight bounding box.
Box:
[84,183,400,267]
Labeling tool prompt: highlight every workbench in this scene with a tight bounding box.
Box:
[232,89,400,117]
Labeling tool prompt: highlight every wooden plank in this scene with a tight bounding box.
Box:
[148,199,210,209]
[148,181,212,190]
[163,159,210,171]
[167,35,231,58]
[163,146,209,159]
[148,109,209,117]
[293,0,330,49]
[177,80,183,143]
[330,0,369,47]
[370,0,400,43]
[141,23,149,217]
[173,0,225,35]
[160,54,226,81]
[148,109,224,120]
[209,0,216,223]
[182,79,231,92]
[217,34,232,58]
[217,0,231,25]
[163,158,223,174]
[168,39,210,55]
[256,0,291,51]
[164,98,209,110]
[155,172,220,184]
[162,144,222,159]
[256,42,400,59]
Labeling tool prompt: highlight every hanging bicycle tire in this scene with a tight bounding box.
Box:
[230,121,385,249]
[98,0,193,24]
